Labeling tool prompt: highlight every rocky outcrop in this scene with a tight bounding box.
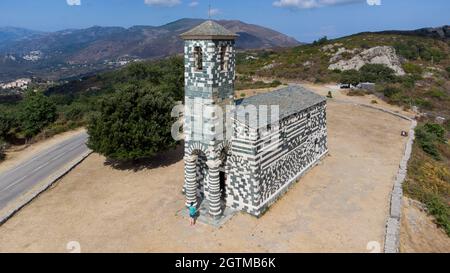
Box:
[328,46,405,75]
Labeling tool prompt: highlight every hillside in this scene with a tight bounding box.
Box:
[237,31,450,236]
[0,27,43,48]
[0,19,300,82]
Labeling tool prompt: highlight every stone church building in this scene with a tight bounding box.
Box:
[181,21,328,218]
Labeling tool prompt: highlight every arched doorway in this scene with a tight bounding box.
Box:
[191,149,208,205]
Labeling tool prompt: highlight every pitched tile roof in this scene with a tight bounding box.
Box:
[180,20,238,40]
[235,85,326,128]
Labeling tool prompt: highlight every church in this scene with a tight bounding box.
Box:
[181,21,328,218]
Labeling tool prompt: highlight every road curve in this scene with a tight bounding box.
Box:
[0,132,89,211]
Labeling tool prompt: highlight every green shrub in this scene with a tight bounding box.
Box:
[414,98,433,110]
[340,69,360,86]
[0,139,5,161]
[383,86,402,98]
[425,195,450,236]
[313,36,328,46]
[270,80,282,87]
[20,92,57,138]
[395,41,447,63]
[87,84,178,161]
[360,64,396,83]
[403,63,423,75]
[427,88,447,99]
[401,74,422,89]
[415,123,446,160]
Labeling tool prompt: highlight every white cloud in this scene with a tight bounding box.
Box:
[144,0,181,7]
[188,1,199,7]
[366,0,381,6]
[66,0,81,6]
[273,0,365,9]
[209,8,220,16]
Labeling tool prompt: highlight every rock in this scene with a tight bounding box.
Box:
[303,61,312,67]
[328,46,405,76]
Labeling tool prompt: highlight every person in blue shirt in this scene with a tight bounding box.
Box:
[189,202,197,226]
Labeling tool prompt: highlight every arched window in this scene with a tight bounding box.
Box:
[194,46,203,71]
[220,46,228,71]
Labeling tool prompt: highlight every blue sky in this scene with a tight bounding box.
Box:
[0,0,448,42]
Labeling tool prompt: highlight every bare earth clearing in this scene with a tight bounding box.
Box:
[0,85,416,253]
[400,197,450,252]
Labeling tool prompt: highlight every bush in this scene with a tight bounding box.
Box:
[0,139,5,161]
[426,88,447,99]
[359,64,396,83]
[403,63,423,75]
[414,98,433,110]
[401,75,421,89]
[0,112,13,140]
[383,86,402,98]
[340,69,360,86]
[20,92,57,138]
[415,123,446,160]
[313,36,328,46]
[426,195,450,236]
[270,80,282,87]
[395,41,447,63]
[87,84,178,161]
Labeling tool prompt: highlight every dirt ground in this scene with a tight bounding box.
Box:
[0,128,86,174]
[0,94,412,253]
[400,197,450,253]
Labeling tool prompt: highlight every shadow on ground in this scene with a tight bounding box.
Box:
[103,143,184,172]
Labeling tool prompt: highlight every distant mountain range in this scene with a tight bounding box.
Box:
[0,19,300,81]
[0,27,43,46]
[355,25,450,40]
[0,20,448,82]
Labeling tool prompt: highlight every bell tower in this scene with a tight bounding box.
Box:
[181,21,237,218]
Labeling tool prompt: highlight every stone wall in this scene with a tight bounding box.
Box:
[226,101,328,216]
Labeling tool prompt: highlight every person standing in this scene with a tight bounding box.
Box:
[189,202,197,226]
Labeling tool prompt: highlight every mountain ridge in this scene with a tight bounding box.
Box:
[0,18,301,81]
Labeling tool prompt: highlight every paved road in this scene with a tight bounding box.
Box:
[0,132,89,211]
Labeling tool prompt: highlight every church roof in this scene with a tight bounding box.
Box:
[235,85,326,129]
[180,20,238,40]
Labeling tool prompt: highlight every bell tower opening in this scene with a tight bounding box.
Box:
[194,46,203,71]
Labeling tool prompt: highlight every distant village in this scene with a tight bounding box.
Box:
[0,78,32,91]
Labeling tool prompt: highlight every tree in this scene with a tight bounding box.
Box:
[87,83,178,161]
[359,64,396,83]
[0,139,5,161]
[340,69,360,86]
[313,36,328,46]
[20,91,57,138]
[0,112,13,140]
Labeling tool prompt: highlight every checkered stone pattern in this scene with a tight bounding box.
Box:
[225,101,328,216]
[182,31,329,218]
[183,38,236,217]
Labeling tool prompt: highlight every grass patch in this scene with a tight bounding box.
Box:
[405,123,450,236]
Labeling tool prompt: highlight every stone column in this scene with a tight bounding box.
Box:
[206,159,222,218]
[184,155,198,207]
